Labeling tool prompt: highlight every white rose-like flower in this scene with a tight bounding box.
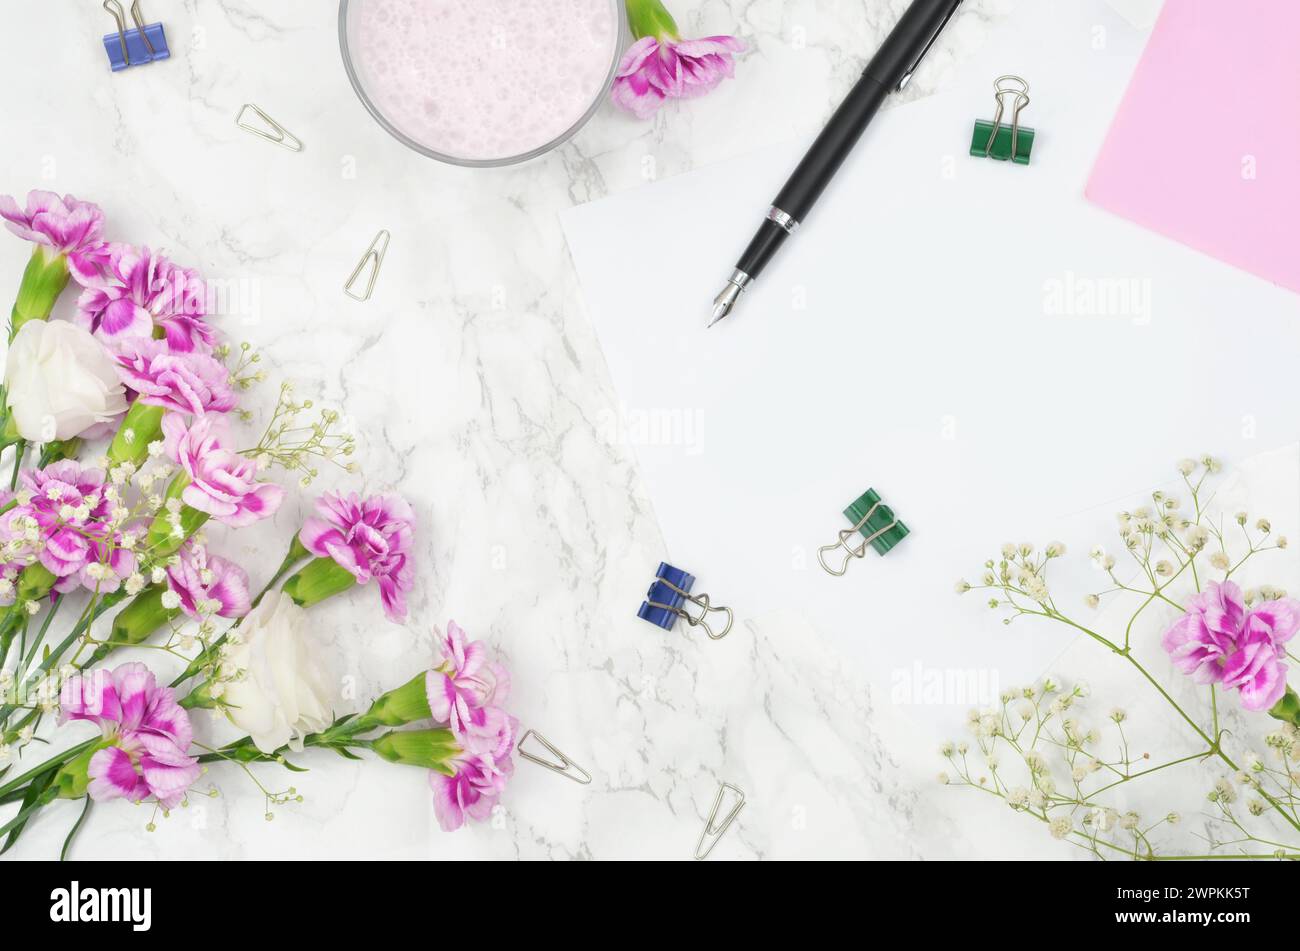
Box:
[3,319,126,442]
[219,591,332,754]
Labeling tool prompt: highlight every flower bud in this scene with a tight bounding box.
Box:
[108,402,165,468]
[625,0,681,40]
[1270,687,1300,728]
[359,672,431,728]
[145,473,209,556]
[179,678,220,711]
[281,557,357,610]
[53,741,108,800]
[11,246,70,337]
[92,584,178,664]
[371,729,459,771]
[16,563,56,603]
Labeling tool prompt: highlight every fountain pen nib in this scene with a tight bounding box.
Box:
[708,279,746,328]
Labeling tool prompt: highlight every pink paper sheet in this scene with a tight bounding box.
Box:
[1086,0,1300,294]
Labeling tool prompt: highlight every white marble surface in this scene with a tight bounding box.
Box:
[0,0,1243,861]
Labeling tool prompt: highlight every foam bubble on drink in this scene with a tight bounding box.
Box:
[348,0,620,162]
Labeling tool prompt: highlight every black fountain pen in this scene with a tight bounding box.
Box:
[709,0,965,327]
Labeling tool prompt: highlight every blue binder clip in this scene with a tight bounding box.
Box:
[637,563,733,640]
[102,0,169,72]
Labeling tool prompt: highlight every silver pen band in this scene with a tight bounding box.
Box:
[767,207,800,234]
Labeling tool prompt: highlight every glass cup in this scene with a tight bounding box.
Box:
[338,0,627,168]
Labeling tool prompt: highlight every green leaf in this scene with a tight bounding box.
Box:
[2,770,53,854]
[59,797,92,862]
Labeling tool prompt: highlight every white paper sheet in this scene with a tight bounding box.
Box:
[562,0,1300,729]
[1104,0,1165,30]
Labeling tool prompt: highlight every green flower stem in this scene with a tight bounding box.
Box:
[0,738,97,802]
[0,590,128,728]
[625,0,680,40]
[196,714,378,766]
[10,246,69,339]
[6,439,25,491]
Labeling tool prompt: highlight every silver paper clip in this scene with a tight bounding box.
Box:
[983,75,1031,162]
[694,782,745,860]
[645,575,733,640]
[818,503,899,576]
[102,0,169,71]
[517,730,592,785]
[816,488,909,577]
[236,103,303,152]
[344,229,391,302]
[104,0,130,65]
[130,1,156,56]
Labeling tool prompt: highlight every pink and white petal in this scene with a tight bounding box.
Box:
[323,539,368,582]
[429,772,466,832]
[97,299,154,339]
[87,746,145,803]
[298,517,344,558]
[141,689,193,749]
[378,574,408,623]
[111,663,157,732]
[426,671,456,722]
[611,75,668,119]
[1237,659,1288,712]
[674,36,747,57]
[42,529,90,576]
[615,36,660,77]
[221,481,285,528]
[179,482,235,519]
[1253,600,1300,644]
[207,558,252,617]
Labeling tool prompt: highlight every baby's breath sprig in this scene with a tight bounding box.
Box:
[243,382,357,487]
[949,456,1300,859]
[217,341,267,394]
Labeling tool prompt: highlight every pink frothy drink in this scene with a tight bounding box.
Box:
[344,0,622,164]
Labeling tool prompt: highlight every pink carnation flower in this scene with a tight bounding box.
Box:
[1162,580,1299,712]
[612,34,746,120]
[299,491,415,623]
[429,718,517,833]
[0,190,108,284]
[76,245,215,353]
[14,461,136,594]
[425,621,511,739]
[59,663,200,809]
[162,414,284,527]
[115,339,237,416]
[165,542,251,619]
[1161,580,1246,685]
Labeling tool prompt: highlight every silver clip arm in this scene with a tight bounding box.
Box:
[817,502,899,577]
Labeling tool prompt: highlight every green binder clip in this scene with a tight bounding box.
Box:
[817,488,909,577]
[970,75,1035,165]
